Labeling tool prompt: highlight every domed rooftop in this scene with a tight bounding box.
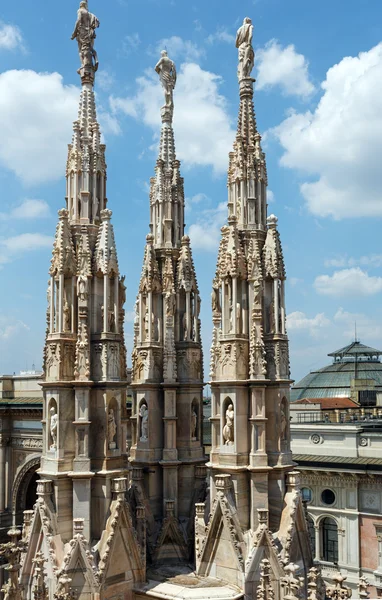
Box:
[291,341,382,402]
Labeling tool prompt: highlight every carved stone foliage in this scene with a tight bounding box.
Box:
[106,343,120,380]
[12,438,42,450]
[50,210,76,277]
[264,341,276,380]
[45,343,61,381]
[63,343,75,380]
[275,341,290,380]
[177,348,202,382]
[249,314,266,379]
[216,341,247,380]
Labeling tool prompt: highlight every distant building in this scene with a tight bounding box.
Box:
[292,341,382,406]
[291,341,382,596]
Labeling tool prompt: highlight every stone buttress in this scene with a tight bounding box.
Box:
[20,3,145,599]
[195,17,312,595]
[130,51,206,563]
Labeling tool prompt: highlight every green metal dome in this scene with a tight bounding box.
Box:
[291,341,382,402]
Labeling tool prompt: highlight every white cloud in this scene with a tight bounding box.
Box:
[287,311,330,336]
[185,192,209,213]
[0,233,53,267]
[0,22,24,52]
[0,317,29,341]
[325,254,382,269]
[207,28,235,45]
[270,43,382,218]
[151,36,204,62]
[111,62,235,174]
[12,199,50,219]
[0,70,79,185]
[188,201,227,252]
[334,308,382,342]
[97,70,115,91]
[314,267,382,297]
[267,189,275,204]
[122,33,141,55]
[256,39,315,98]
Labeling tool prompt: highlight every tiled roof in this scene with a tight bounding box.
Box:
[293,453,382,467]
[293,397,358,409]
[0,397,43,405]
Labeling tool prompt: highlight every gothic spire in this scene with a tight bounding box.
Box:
[66,1,105,226]
[151,51,184,248]
[228,17,268,230]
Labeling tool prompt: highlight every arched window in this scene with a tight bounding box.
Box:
[307,515,316,557]
[321,517,338,563]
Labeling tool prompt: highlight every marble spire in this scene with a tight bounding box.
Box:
[37,0,128,558]
[66,1,105,225]
[130,51,205,563]
[227,16,268,231]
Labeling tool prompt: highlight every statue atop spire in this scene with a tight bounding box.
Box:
[155,50,177,119]
[71,0,100,81]
[236,17,255,81]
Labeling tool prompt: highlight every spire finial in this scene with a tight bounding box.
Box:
[71,0,100,85]
[236,17,255,82]
[155,50,177,123]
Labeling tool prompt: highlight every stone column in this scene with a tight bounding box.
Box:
[232,277,238,335]
[148,291,153,343]
[186,292,191,341]
[273,279,279,335]
[114,277,119,333]
[58,274,64,332]
[50,276,55,334]
[103,274,109,332]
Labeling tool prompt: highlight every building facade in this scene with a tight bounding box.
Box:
[291,418,382,597]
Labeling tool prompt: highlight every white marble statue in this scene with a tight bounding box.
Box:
[139,404,148,441]
[155,51,177,111]
[223,404,234,445]
[236,17,255,80]
[63,300,71,332]
[50,406,58,450]
[191,407,198,439]
[71,0,100,72]
[107,409,117,448]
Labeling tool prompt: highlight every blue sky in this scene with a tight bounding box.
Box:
[1,0,382,383]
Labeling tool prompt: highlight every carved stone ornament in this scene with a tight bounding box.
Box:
[310,434,322,445]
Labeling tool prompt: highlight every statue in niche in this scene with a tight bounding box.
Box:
[107,408,117,449]
[63,300,71,332]
[139,404,148,441]
[155,50,177,111]
[183,312,188,341]
[108,308,115,332]
[236,302,241,333]
[144,308,153,340]
[236,17,255,81]
[77,275,88,301]
[71,1,100,72]
[191,406,198,439]
[165,294,176,318]
[254,277,262,306]
[280,403,287,450]
[223,404,234,445]
[50,406,58,450]
[211,286,220,314]
[229,302,234,333]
